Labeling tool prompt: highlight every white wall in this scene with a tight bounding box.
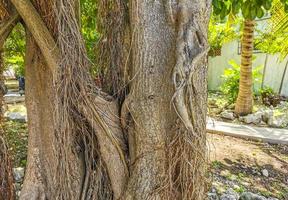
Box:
[208,41,288,96]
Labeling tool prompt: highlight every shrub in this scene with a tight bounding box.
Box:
[260,86,281,107]
[220,59,262,103]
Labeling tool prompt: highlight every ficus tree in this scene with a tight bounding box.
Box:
[0,0,212,200]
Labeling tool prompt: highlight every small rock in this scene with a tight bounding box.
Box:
[220,188,239,200]
[13,167,25,182]
[278,101,287,109]
[5,112,27,122]
[268,114,288,128]
[240,112,262,124]
[221,111,235,120]
[262,169,269,177]
[239,192,267,200]
[208,192,219,200]
[210,186,218,193]
[262,110,273,123]
[259,121,267,126]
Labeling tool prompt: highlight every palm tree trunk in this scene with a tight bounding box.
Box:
[235,19,255,115]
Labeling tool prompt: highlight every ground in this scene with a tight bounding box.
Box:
[4,117,288,199]
[209,134,288,199]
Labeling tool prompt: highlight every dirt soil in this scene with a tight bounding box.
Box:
[208,133,288,199]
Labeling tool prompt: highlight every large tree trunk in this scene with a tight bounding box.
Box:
[123,1,177,198]
[20,30,59,200]
[124,1,211,199]
[19,1,84,199]
[235,19,255,115]
[10,0,212,199]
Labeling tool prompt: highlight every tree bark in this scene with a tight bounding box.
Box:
[235,19,255,115]
[124,0,211,199]
[123,1,177,199]
[0,12,19,47]
[20,30,59,200]
[9,0,212,199]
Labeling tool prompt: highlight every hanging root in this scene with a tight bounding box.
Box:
[10,0,129,198]
[52,0,128,199]
[164,1,211,199]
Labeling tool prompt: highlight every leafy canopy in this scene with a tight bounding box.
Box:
[212,0,273,20]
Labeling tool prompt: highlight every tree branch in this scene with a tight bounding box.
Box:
[10,0,59,74]
[0,12,19,47]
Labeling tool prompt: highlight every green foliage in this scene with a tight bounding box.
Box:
[5,120,28,168]
[281,0,288,12]
[208,15,241,54]
[4,24,25,77]
[260,86,275,96]
[260,86,281,106]
[220,59,263,103]
[212,0,273,20]
[256,0,288,57]
[80,0,99,70]
[3,0,99,77]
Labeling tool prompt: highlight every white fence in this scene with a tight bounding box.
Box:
[208,41,288,96]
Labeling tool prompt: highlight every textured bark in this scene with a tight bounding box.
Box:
[123,0,211,199]
[0,12,19,47]
[123,1,177,199]
[235,20,255,115]
[18,1,84,199]
[20,29,56,200]
[9,0,211,199]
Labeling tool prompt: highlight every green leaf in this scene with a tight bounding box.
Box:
[263,1,272,10]
[242,1,250,19]
[256,7,264,18]
[250,6,257,19]
[212,0,222,9]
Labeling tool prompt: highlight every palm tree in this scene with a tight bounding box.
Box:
[235,19,255,115]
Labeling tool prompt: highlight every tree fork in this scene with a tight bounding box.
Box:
[10,0,59,73]
[0,12,20,46]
